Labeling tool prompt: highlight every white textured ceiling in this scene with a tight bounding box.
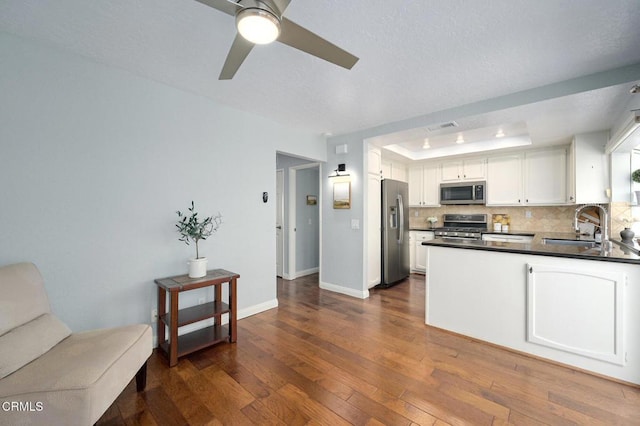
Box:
[1,0,639,156]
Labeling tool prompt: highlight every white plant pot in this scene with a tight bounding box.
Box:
[635,190,640,204]
[188,257,208,278]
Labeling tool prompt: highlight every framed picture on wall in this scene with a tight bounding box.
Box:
[306,195,317,205]
[333,181,351,209]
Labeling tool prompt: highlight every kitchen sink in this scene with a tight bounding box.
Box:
[542,238,598,248]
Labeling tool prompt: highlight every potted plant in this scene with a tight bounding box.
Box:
[632,169,640,204]
[426,216,438,229]
[176,201,222,278]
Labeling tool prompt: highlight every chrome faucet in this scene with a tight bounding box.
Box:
[574,204,611,252]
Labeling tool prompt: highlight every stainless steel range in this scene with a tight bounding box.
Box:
[433,214,488,240]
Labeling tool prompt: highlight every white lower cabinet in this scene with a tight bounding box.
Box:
[527,263,625,365]
[410,231,433,273]
[426,246,638,384]
[409,232,415,271]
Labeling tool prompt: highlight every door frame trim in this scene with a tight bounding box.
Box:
[276,168,284,278]
[288,163,321,280]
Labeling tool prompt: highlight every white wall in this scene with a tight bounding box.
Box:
[0,32,325,333]
[320,136,366,297]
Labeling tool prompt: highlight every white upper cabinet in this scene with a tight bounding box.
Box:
[368,147,382,176]
[487,154,523,205]
[408,166,423,206]
[381,161,392,179]
[402,145,580,207]
[441,158,486,181]
[392,164,408,182]
[408,164,439,206]
[381,160,408,182]
[524,148,567,205]
[568,131,609,204]
[422,164,439,205]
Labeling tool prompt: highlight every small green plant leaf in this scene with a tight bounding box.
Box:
[175,202,222,258]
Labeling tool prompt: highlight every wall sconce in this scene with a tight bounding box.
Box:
[329,163,350,178]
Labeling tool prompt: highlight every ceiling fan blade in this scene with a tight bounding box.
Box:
[194,0,242,17]
[267,0,292,16]
[278,17,359,70]
[219,34,255,80]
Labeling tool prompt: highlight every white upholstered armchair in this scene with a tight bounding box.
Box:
[0,262,152,425]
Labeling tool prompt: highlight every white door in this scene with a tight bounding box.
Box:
[276,169,284,277]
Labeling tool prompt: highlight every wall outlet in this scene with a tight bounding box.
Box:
[525,210,532,219]
[151,309,158,323]
[198,297,205,305]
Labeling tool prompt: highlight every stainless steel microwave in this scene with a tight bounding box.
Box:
[439,181,486,205]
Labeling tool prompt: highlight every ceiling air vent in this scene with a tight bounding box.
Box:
[426,121,459,132]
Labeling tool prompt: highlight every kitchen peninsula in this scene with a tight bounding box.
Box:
[422,235,640,385]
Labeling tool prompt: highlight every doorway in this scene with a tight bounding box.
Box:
[276,169,284,277]
[289,164,320,278]
[275,153,321,280]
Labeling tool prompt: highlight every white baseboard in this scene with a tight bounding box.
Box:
[290,267,319,279]
[320,280,369,299]
[238,298,278,319]
[151,298,279,348]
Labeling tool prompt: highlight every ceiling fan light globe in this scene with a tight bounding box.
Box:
[236,8,281,44]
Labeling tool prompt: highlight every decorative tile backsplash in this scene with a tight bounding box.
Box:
[610,201,638,237]
[410,205,579,234]
[408,203,640,239]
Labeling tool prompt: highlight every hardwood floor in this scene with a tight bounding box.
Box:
[98,274,640,425]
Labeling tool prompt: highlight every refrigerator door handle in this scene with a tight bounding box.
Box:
[397,194,404,244]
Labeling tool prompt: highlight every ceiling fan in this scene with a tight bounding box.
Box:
[195,0,359,79]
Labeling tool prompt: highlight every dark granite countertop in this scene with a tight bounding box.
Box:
[422,232,640,264]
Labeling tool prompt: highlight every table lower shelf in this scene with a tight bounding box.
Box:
[159,324,230,360]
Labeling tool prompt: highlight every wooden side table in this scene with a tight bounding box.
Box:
[154,269,239,367]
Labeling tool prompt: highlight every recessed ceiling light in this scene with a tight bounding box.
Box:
[495,129,505,138]
[422,138,430,149]
[456,134,464,144]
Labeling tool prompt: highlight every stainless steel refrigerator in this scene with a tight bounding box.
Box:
[379,179,410,287]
